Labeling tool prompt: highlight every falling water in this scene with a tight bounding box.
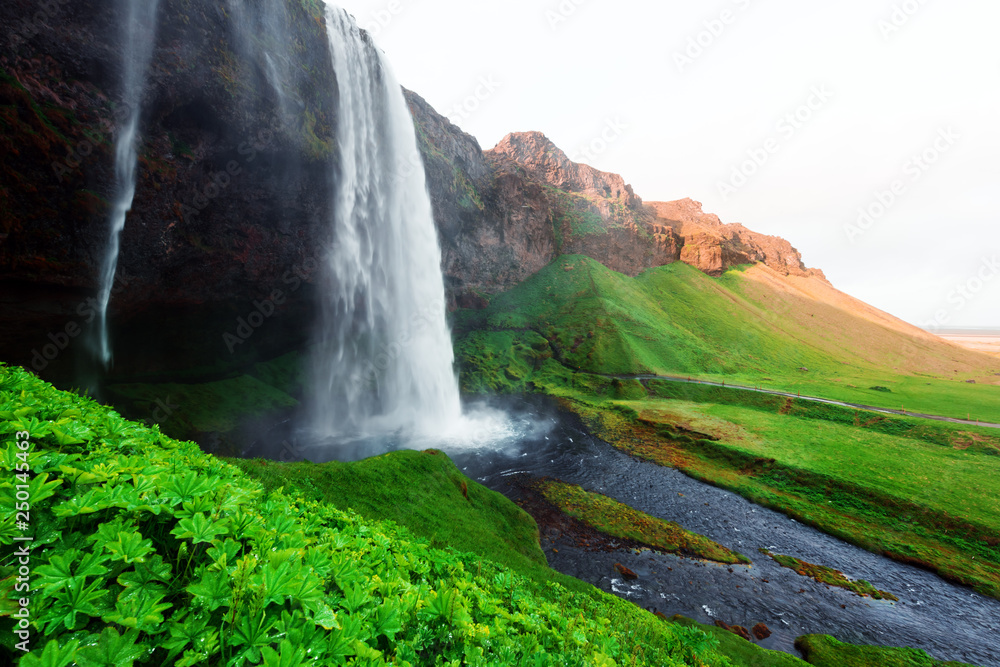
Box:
[94,0,160,366]
[308,5,463,439]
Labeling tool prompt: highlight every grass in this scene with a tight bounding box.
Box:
[0,363,737,666]
[569,396,1000,599]
[759,550,897,601]
[669,616,808,667]
[537,480,750,565]
[105,352,304,445]
[454,254,1000,599]
[794,635,971,667]
[228,450,550,584]
[453,255,1000,423]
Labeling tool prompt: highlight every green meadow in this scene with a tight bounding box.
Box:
[454,255,1000,599]
[454,255,1000,423]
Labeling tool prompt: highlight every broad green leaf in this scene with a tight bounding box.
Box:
[175,496,213,518]
[171,512,230,544]
[18,638,79,667]
[256,560,298,607]
[185,569,232,611]
[117,554,172,589]
[35,549,109,594]
[104,530,154,564]
[159,472,215,504]
[206,538,242,570]
[43,576,108,632]
[103,588,172,632]
[74,627,145,667]
[51,488,109,517]
[231,612,277,665]
[373,602,402,640]
[261,639,308,667]
[162,610,218,664]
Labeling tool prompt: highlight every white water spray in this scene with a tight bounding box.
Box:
[94,0,160,366]
[309,5,463,439]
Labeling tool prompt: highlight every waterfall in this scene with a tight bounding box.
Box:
[94,0,160,367]
[308,5,463,439]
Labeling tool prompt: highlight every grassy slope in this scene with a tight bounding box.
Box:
[0,363,743,667]
[454,255,1000,598]
[227,451,552,588]
[454,255,1000,422]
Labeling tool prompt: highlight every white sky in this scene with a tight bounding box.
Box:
[334,0,1000,329]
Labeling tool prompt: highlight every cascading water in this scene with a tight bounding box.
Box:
[93,0,160,367]
[307,5,465,440]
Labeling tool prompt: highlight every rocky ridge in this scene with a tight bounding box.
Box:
[0,0,823,383]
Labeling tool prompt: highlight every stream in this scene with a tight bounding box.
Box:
[447,398,1000,666]
[241,395,1000,665]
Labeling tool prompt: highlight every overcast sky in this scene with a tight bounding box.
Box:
[334,0,999,330]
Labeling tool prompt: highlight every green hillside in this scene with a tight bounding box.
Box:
[0,363,729,666]
[454,255,1000,423]
[454,255,1000,599]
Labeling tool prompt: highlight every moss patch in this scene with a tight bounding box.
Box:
[759,550,897,601]
[794,634,972,667]
[538,480,750,565]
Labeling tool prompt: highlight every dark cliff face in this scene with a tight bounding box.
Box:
[406,97,682,305]
[0,0,822,388]
[0,0,336,380]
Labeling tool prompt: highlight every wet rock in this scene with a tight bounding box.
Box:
[614,563,638,580]
[714,620,751,641]
[752,623,772,640]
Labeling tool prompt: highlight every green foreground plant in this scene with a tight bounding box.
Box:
[0,363,731,666]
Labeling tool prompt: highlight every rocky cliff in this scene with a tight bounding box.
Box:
[1,0,336,380]
[409,101,822,300]
[0,0,823,385]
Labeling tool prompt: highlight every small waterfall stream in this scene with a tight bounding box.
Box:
[94,0,160,367]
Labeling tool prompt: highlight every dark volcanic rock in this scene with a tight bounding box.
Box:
[0,0,335,380]
[614,563,638,580]
[0,0,825,388]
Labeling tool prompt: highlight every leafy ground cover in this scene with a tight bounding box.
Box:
[536,481,750,565]
[0,363,738,667]
[758,550,897,601]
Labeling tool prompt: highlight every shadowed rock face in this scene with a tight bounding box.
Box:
[0,0,335,381]
[0,0,822,384]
